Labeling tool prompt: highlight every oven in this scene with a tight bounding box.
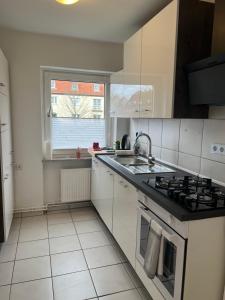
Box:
[136,203,186,300]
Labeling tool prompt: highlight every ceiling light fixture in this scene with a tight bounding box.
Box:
[56,0,80,5]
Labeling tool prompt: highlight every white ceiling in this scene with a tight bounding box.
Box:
[0,0,171,43]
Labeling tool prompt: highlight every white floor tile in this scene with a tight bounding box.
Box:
[0,285,10,300]
[90,264,135,296]
[0,262,14,286]
[10,278,53,300]
[16,239,49,260]
[21,215,47,227]
[48,223,76,238]
[0,243,17,262]
[101,289,142,300]
[75,219,103,234]
[123,263,142,288]
[84,245,121,269]
[79,231,111,249]
[71,208,98,222]
[53,271,96,300]
[49,235,81,254]
[12,256,51,283]
[19,226,48,242]
[47,212,72,225]
[6,229,20,244]
[51,250,87,276]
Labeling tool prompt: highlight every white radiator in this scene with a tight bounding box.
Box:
[60,168,91,203]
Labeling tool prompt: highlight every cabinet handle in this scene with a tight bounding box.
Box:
[4,174,9,180]
[123,184,128,188]
[0,83,5,87]
[135,110,139,113]
[109,173,113,176]
[119,180,124,185]
[0,123,7,126]
[145,109,151,112]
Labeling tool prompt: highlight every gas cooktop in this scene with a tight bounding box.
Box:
[144,175,225,212]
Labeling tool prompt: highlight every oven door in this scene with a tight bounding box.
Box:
[136,205,186,300]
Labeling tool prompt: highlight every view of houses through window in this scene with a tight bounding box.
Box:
[51,80,106,149]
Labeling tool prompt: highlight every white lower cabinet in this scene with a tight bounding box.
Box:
[113,175,138,268]
[91,158,138,268]
[91,158,114,232]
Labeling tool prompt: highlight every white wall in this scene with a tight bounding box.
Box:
[0,27,123,211]
[131,118,225,184]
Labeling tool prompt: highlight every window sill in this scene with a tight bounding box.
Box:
[43,157,92,162]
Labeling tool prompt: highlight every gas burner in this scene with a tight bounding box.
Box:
[144,175,225,212]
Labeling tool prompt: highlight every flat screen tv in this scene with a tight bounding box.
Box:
[186,54,225,105]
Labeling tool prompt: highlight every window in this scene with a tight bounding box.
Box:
[70,96,80,106]
[51,96,58,104]
[93,83,100,92]
[93,114,101,119]
[72,113,80,118]
[92,99,101,110]
[43,71,109,151]
[51,80,56,89]
[71,82,79,91]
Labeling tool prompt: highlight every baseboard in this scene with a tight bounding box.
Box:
[14,200,93,217]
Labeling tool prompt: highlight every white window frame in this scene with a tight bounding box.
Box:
[51,80,56,89]
[41,69,111,159]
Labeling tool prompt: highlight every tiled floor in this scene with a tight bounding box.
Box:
[0,207,152,300]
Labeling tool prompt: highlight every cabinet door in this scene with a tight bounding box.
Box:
[91,159,114,232]
[123,30,142,118]
[140,0,178,118]
[97,167,114,232]
[0,93,14,241]
[0,49,9,96]
[113,176,138,268]
[110,71,126,118]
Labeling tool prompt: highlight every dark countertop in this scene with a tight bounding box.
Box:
[96,154,225,222]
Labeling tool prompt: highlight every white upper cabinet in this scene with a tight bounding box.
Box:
[0,49,9,96]
[123,30,142,118]
[110,71,126,117]
[140,0,178,118]
[110,30,142,118]
[110,0,178,119]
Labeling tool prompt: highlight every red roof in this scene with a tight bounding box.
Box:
[51,80,105,96]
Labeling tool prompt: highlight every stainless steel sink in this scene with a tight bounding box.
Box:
[109,155,175,175]
[113,156,148,166]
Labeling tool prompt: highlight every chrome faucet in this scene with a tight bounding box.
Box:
[134,132,155,166]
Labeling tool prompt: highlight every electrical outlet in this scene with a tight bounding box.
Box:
[211,144,225,155]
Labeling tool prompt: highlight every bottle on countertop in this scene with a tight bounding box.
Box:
[76,147,81,159]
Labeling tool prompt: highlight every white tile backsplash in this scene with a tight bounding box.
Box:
[179,119,204,156]
[178,153,201,174]
[200,158,225,184]
[202,120,225,164]
[161,148,179,165]
[130,118,225,184]
[162,119,180,151]
[152,146,161,159]
[148,119,162,147]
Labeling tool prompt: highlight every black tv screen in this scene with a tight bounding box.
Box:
[187,55,225,106]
